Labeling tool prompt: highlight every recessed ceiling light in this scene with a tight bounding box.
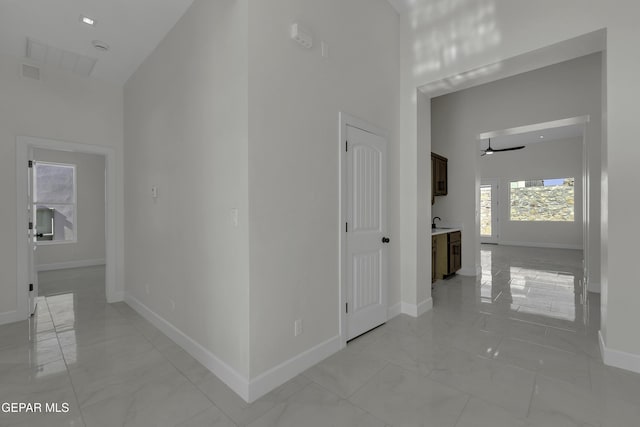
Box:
[80,15,95,26]
[539,135,545,139]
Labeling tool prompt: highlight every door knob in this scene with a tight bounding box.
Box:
[382,237,390,243]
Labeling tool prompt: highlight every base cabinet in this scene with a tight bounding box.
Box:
[432,230,461,281]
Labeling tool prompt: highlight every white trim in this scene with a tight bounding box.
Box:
[17,136,121,321]
[458,266,481,277]
[387,302,402,319]
[498,241,583,250]
[36,240,78,246]
[338,112,391,348]
[0,311,20,326]
[401,298,433,318]
[248,335,341,403]
[599,331,640,375]
[125,294,251,401]
[36,258,105,272]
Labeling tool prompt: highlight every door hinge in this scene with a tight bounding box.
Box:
[345,222,348,233]
[345,141,348,152]
[346,302,349,314]
[28,160,33,168]
[28,221,33,230]
[29,283,33,292]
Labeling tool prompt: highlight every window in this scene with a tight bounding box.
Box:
[33,162,77,243]
[509,178,575,222]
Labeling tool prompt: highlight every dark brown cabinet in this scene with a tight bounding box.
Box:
[432,236,437,283]
[432,230,461,281]
[431,153,448,205]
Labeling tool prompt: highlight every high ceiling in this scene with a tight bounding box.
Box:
[0,0,195,85]
[480,118,587,150]
[386,0,411,13]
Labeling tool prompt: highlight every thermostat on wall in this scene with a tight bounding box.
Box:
[291,23,313,49]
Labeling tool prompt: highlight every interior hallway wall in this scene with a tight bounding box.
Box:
[247,0,400,379]
[124,0,251,377]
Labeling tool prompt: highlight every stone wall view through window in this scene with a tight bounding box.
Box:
[510,178,575,222]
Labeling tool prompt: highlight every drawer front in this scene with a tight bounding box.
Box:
[448,231,461,243]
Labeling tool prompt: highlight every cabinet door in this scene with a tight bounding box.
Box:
[432,236,437,283]
[448,234,461,273]
[436,158,447,195]
[431,157,436,205]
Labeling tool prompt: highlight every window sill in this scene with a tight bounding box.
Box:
[36,240,77,246]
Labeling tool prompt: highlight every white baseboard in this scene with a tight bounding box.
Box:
[124,294,250,401]
[599,330,640,374]
[387,302,402,320]
[498,241,583,250]
[401,298,433,318]
[107,291,125,303]
[458,266,480,277]
[248,335,341,402]
[124,293,344,403]
[0,310,20,326]
[37,258,105,272]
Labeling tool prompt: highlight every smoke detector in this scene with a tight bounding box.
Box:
[92,40,110,52]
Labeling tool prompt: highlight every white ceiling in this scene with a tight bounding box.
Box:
[0,0,195,85]
[386,0,411,13]
[480,122,585,150]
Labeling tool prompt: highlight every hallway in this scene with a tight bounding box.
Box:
[1,248,639,426]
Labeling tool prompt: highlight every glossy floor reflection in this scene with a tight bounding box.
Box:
[1,248,640,426]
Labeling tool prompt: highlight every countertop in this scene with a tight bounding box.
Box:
[431,227,462,236]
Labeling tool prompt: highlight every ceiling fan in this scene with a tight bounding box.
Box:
[481,138,525,156]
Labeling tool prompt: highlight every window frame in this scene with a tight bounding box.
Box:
[508,177,575,223]
[33,161,78,245]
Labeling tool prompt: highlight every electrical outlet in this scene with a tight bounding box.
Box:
[169,299,175,311]
[294,319,303,337]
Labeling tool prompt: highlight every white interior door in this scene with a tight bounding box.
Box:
[27,156,38,315]
[346,125,388,341]
[480,180,499,244]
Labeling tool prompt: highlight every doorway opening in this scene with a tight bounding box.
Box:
[16,136,119,321]
[480,179,498,244]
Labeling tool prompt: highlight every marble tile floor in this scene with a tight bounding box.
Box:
[1,246,640,426]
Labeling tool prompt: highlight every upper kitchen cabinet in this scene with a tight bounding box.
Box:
[431,153,448,204]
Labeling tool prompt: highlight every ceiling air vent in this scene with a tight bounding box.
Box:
[21,64,41,80]
[25,38,97,77]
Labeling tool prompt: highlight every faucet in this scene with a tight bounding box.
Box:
[432,217,441,229]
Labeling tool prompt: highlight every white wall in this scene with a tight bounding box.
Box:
[247,0,400,379]
[124,0,250,377]
[0,52,123,323]
[34,149,106,269]
[399,0,640,365]
[478,138,583,249]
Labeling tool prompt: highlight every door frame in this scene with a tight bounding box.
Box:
[480,179,499,244]
[16,136,118,320]
[338,112,390,349]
